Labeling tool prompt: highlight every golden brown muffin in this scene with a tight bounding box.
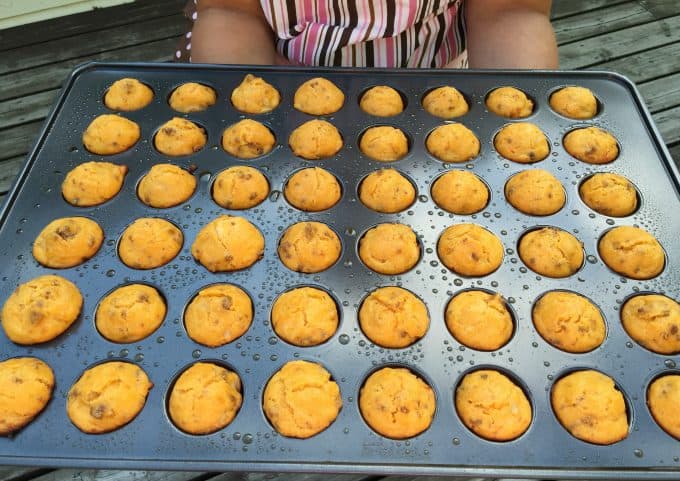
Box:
[359,169,415,213]
[621,294,680,355]
[360,86,404,117]
[426,123,480,163]
[62,161,128,207]
[83,114,140,155]
[0,357,54,435]
[95,284,166,343]
[278,222,341,273]
[284,167,341,212]
[437,224,503,277]
[360,367,435,439]
[168,362,242,435]
[563,127,618,164]
[519,227,583,278]
[504,169,566,216]
[169,82,217,113]
[551,370,628,445]
[359,223,419,275]
[494,122,549,163]
[1,275,82,345]
[359,286,429,349]
[422,86,469,119]
[263,360,341,438]
[118,218,183,269]
[271,286,339,346]
[212,166,269,210]
[359,126,409,162]
[445,290,513,350]
[598,226,664,280]
[104,78,153,111]
[579,173,638,217]
[154,117,206,156]
[185,284,253,347]
[485,87,534,118]
[456,370,531,441]
[431,170,489,215]
[191,215,264,272]
[33,217,104,268]
[221,119,276,159]
[289,119,343,160]
[67,361,152,434]
[293,77,344,115]
[533,291,605,353]
[550,86,598,120]
[231,74,281,114]
[648,375,680,439]
[137,164,196,208]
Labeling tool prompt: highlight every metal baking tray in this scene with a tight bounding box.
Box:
[0,62,678,478]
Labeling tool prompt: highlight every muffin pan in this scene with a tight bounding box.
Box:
[0,62,679,478]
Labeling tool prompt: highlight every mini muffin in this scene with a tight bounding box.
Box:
[579,173,638,217]
[550,86,598,119]
[221,119,276,159]
[1,275,82,345]
[95,284,166,343]
[598,226,664,279]
[67,361,152,434]
[289,119,343,160]
[494,122,549,163]
[456,370,531,441]
[137,164,196,208]
[33,217,104,268]
[62,161,128,207]
[564,127,618,164]
[185,284,253,347]
[359,169,415,213]
[360,86,404,116]
[431,170,489,215]
[422,86,469,119]
[486,87,534,118]
[263,360,341,438]
[426,123,479,163]
[359,287,429,349]
[533,291,605,353]
[191,215,264,272]
[104,78,153,111]
[551,370,628,445]
[231,74,280,114]
[359,223,419,275]
[278,222,341,273]
[271,286,339,346]
[437,224,503,277]
[519,227,583,278]
[647,375,680,439]
[168,362,242,435]
[360,367,435,439]
[154,117,206,156]
[83,114,140,155]
[505,169,565,216]
[621,294,680,355]
[169,82,217,113]
[212,166,269,210]
[293,77,344,115]
[284,167,341,212]
[0,357,54,435]
[359,126,408,162]
[118,218,183,269]
[445,290,513,351]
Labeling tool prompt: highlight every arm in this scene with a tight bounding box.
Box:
[464,0,558,69]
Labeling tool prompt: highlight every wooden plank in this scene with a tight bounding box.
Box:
[207,473,373,481]
[670,143,680,170]
[590,41,680,83]
[0,121,44,162]
[559,13,680,69]
[653,105,680,146]
[0,467,51,481]
[0,89,58,128]
[0,156,26,194]
[639,72,680,113]
[29,470,210,481]
[551,0,629,20]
